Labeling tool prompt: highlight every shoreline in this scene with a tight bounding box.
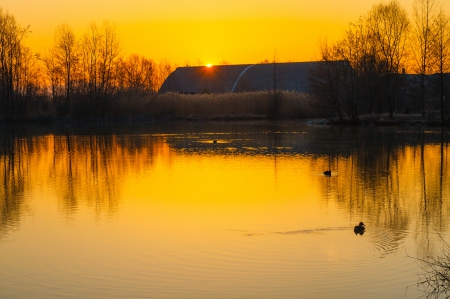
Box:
[0,113,447,127]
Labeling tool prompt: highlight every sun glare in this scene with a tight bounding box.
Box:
[206,64,212,67]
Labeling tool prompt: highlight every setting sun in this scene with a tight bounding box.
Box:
[206,64,212,68]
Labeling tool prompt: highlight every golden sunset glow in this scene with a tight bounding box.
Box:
[3,0,449,66]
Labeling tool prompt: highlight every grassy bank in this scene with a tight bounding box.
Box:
[148,91,317,120]
[5,90,443,125]
[5,91,317,123]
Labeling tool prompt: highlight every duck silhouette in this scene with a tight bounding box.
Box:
[323,170,331,176]
[354,222,365,235]
[213,140,217,144]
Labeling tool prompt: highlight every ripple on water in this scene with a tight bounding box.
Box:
[245,226,407,266]
[367,226,408,257]
[237,225,412,298]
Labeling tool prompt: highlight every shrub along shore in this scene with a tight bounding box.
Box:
[150,91,316,120]
[2,90,446,126]
[2,91,319,124]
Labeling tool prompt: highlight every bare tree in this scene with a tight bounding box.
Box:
[411,0,439,117]
[17,47,43,98]
[0,8,29,120]
[78,21,120,118]
[337,17,381,119]
[310,2,410,122]
[53,24,79,116]
[97,21,120,107]
[41,48,64,108]
[367,0,409,118]
[430,8,450,122]
[309,40,352,122]
[310,18,383,123]
[119,54,157,94]
[80,22,102,104]
[156,59,175,91]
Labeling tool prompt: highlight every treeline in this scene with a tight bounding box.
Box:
[3,1,450,123]
[310,0,450,123]
[0,8,175,122]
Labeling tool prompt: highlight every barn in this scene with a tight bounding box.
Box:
[158,61,329,94]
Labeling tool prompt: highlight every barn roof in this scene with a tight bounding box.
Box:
[158,61,333,94]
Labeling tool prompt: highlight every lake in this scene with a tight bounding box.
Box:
[0,121,449,299]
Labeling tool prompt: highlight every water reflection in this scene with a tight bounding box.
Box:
[1,124,450,236]
[0,131,26,239]
[0,122,450,298]
[172,126,450,224]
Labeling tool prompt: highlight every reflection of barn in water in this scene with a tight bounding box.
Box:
[161,122,347,157]
[162,122,450,176]
[158,62,328,94]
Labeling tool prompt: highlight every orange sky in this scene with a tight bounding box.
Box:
[3,0,450,66]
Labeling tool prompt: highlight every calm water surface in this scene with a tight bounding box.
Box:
[1,121,450,299]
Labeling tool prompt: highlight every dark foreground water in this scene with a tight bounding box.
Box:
[1,121,449,299]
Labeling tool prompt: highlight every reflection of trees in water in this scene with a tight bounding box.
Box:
[324,131,409,237]
[0,134,27,238]
[413,130,449,257]
[316,127,450,256]
[163,122,450,245]
[51,133,166,216]
[0,128,168,231]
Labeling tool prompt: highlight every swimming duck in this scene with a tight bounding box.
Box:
[354,222,365,233]
[323,170,331,176]
[213,140,217,144]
